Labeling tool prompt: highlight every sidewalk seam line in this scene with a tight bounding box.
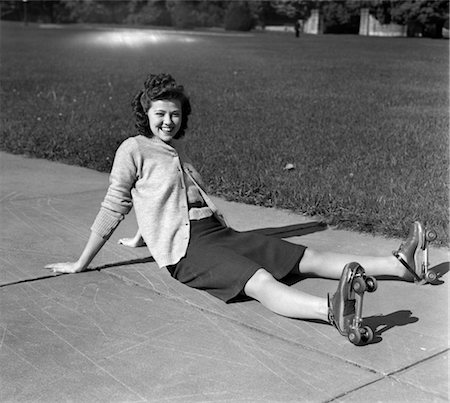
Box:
[8,269,378,374]
[0,274,64,288]
[7,268,446,391]
[386,348,449,400]
[325,349,449,402]
[387,347,449,377]
[103,269,381,375]
[324,376,385,402]
[0,189,106,204]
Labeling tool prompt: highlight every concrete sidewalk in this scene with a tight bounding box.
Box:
[1,151,448,402]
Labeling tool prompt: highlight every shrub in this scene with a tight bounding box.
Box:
[168,1,197,29]
[224,2,253,31]
[125,1,171,26]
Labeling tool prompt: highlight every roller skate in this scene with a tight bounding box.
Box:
[393,221,437,284]
[328,262,377,346]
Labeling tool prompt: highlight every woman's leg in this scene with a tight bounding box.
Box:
[298,221,427,281]
[243,251,405,322]
[244,268,329,321]
[244,222,424,322]
[297,249,405,279]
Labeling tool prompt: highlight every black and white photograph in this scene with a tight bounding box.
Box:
[1,1,448,401]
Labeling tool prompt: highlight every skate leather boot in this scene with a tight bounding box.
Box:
[393,221,437,284]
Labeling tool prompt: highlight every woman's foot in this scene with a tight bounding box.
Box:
[393,221,426,282]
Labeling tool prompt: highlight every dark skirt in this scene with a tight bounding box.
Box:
[167,216,307,303]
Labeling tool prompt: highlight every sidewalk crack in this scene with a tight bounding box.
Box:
[325,349,449,402]
[103,269,381,375]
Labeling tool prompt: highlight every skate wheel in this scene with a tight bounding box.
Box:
[426,230,437,242]
[361,326,374,344]
[348,328,361,345]
[353,277,366,294]
[366,276,378,293]
[425,271,437,282]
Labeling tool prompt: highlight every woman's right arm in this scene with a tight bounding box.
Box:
[45,140,138,274]
[45,231,107,273]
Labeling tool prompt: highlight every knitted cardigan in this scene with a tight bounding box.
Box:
[90,135,226,268]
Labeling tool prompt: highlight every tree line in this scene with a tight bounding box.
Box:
[1,0,448,37]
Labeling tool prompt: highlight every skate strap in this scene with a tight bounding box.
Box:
[327,294,334,324]
[327,293,352,336]
[393,251,422,282]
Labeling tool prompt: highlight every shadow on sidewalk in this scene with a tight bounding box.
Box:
[244,221,327,238]
[429,262,450,285]
[92,256,155,271]
[377,261,449,286]
[363,310,419,344]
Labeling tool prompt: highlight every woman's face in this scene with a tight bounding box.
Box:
[147,99,182,143]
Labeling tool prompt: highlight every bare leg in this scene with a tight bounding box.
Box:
[244,269,329,321]
[244,249,406,321]
[298,249,405,279]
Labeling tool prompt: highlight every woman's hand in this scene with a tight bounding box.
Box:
[118,230,145,248]
[45,261,85,274]
[118,236,146,248]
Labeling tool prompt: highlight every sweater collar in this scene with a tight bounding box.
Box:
[141,135,184,153]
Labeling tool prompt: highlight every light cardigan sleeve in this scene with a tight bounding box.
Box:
[90,139,137,239]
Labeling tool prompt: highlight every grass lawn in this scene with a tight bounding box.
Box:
[1,22,448,244]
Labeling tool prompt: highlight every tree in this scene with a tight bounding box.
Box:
[126,0,171,26]
[320,0,361,33]
[363,0,394,24]
[224,1,254,31]
[191,1,226,27]
[166,1,198,29]
[247,1,292,27]
[60,0,130,24]
[270,0,315,20]
[0,0,70,23]
[0,1,25,21]
[389,0,449,37]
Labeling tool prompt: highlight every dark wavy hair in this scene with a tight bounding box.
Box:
[132,73,191,139]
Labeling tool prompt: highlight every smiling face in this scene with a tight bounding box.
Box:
[147,99,182,143]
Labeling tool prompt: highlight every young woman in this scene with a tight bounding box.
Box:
[46,73,429,343]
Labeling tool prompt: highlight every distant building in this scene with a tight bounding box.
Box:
[265,7,409,37]
[359,8,407,37]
